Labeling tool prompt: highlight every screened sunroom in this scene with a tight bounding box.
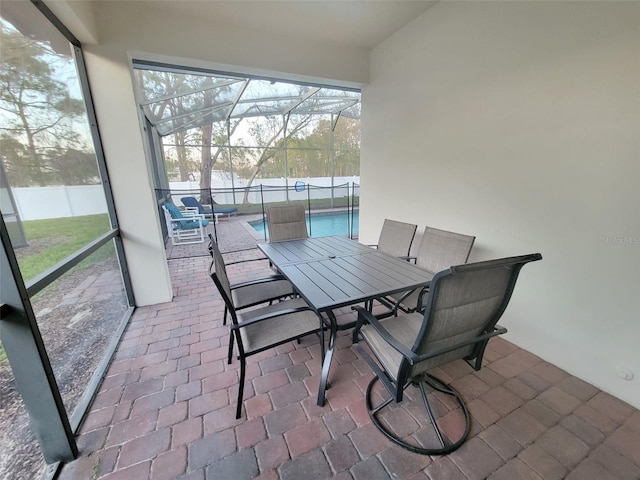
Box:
[132,63,362,249]
[2,1,639,479]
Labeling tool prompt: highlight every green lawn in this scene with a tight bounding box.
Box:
[2,214,113,368]
[15,213,112,282]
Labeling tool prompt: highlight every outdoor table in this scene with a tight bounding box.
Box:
[258,236,433,406]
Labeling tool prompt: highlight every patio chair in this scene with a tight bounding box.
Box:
[181,196,237,221]
[208,237,321,419]
[352,253,542,454]
[381,226,475,316]
[162,203,209,245]
[207,234,294,337]
[372,219,417,258]
[266,204,308,242]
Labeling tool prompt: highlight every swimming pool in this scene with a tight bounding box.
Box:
[250,211,359,238]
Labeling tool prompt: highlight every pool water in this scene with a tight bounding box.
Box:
[251,211,359,238]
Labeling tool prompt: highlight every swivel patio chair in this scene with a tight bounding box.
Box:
[162,203,209,245]
[372,219,417,258]
[181,196,237,221]
[266,204,308,242]
[381,226,475,316]
[207,235,295,363]
[208,238,321,419]
[352,253,542,454]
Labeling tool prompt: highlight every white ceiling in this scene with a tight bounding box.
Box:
[148,0,438,50]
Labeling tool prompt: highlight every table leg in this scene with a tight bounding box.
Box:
[317,310,337,406]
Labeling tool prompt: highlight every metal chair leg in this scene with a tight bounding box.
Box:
[365,374,471,455]
[236,358,246,419]
[227,331,235,364]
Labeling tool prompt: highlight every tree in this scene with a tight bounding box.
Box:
[197,118,242,205]
[241,114,312,204]
[0,23,88,186]
[273,116,360,178]
[47,148,100,185]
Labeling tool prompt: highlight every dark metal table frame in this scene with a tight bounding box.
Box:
[258,236,433,406]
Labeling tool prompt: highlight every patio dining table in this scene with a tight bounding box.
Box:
[258,235,434,406]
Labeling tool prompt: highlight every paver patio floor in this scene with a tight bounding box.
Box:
[57,218,640,480]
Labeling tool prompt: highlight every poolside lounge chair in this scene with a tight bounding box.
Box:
[181,196,238,221]
[352,253,542,454]
[162,203,209,245]
[208,236,321,419]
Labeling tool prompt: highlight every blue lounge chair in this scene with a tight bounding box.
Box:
[181,196,238,221]
[162,203,209,245]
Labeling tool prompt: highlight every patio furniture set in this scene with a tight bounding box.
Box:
[207,204,542,455]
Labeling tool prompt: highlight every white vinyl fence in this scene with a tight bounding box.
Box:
[10,176,361,221]
[12,185,108,221]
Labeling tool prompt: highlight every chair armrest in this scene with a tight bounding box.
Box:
[416,285,430,312]
[222,248,271,266]
[394,287,418,307]
[182,209,206,220]
[169,216,203,227]
[230,306,315,330]
[413,325,508,363]
[351,306,418,364]
[225,257,270,266]
[230,275,288,290]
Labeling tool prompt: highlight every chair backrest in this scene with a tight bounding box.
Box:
[164,202,184,219]
[181,196,204,214]
[377,219,417,257]
[162,205,173,231]
[407,253,542,379]
[162,204,185,231]
[266,205,308,242]
[208,238,236,320]
[415,227,475,275]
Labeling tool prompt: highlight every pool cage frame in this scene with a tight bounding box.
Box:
[157,181,360,248]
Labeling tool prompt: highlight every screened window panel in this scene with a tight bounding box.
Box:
[1,3,129,478]
[30,242,128,415]
[0,10,111,281]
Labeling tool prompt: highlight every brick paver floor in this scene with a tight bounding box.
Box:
[57,217,640,479]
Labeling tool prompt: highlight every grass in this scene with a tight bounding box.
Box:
[14,214,112,282]
[2,214,113,368]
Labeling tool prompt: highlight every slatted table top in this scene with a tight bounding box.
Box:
[259,236,433,312]
[258,235,373,266]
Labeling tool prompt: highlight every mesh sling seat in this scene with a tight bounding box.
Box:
[266,204,308,242]
[373,219,417,258]
[381,226,475,317]
[207,235,295,363]
[352,253,542,454]
[208,238,321,419]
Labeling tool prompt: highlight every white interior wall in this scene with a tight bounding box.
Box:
[48,0,369,305]
[361,1,640,407]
